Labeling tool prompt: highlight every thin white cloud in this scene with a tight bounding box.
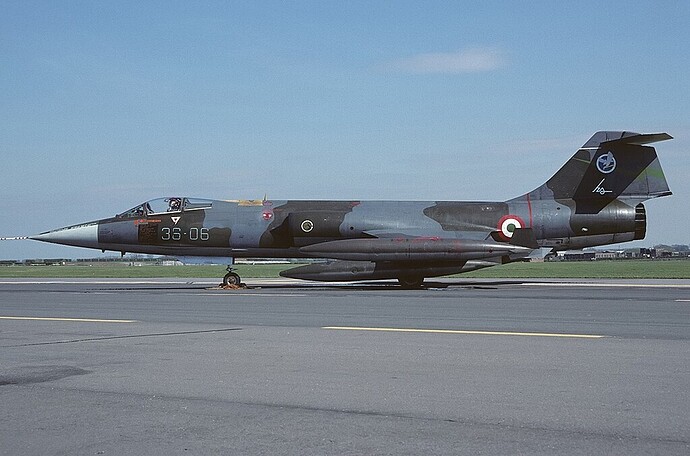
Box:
[388,46,507,74]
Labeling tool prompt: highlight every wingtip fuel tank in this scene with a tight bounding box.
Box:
[299,238,532,262]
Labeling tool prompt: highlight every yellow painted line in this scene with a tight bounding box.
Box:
[0,316,136,323]
[322,326,605,339]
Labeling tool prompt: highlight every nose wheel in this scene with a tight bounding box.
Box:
[222,268,242,287]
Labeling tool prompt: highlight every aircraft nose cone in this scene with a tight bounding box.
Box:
[30,222,100,249]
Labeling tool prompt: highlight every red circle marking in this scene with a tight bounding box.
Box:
[497,215,525,241]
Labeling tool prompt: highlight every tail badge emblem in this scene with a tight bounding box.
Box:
[596,152,616,174]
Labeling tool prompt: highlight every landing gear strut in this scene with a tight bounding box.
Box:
[222,267,241,287]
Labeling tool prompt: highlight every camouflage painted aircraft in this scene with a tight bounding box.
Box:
[28,131,672,287]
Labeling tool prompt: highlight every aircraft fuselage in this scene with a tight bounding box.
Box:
[27,131,673,285]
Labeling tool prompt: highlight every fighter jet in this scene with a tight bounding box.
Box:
[28,131,672,287]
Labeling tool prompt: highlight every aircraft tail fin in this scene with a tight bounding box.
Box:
[525,131,672,214]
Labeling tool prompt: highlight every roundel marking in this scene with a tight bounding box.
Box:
[300,219,314,233]
[497,215,525,240]
[596,151,616,174]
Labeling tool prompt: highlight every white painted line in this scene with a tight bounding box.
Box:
[0,316,136,323]
[0,279,360,286]
[523,282,690,289]
[1,279,688,289]
[0,280,216,285]
[323,326,606,339]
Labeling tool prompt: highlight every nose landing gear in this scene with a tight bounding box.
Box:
[222,268,242,287]
[221,259,244,288]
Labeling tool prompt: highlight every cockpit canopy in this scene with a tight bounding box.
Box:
[117,197,213,218]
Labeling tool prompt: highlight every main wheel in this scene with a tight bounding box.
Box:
[398,276,424,288]
[223,272,241,286]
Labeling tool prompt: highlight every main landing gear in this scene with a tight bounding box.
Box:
[222,266,242,287]
[398,276,425,289]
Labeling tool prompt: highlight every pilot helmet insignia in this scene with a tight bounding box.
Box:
[596,152,616,174]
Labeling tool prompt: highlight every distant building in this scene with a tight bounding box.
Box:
[560,250,595,261]
[594,251,618,260]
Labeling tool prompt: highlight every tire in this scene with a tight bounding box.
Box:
[223,272,241,286]
[398,276,424,288]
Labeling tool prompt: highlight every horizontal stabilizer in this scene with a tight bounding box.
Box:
[602,132,672,146]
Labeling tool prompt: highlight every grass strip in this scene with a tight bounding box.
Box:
[0,259,688,279]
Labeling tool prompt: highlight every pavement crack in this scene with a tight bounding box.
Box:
[0,328,242,347]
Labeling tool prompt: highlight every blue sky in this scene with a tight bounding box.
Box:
[1,1,689,259]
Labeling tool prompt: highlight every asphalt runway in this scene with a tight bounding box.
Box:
[1,278,689,455]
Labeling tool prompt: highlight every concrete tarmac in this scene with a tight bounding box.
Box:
[1,278,689,455]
